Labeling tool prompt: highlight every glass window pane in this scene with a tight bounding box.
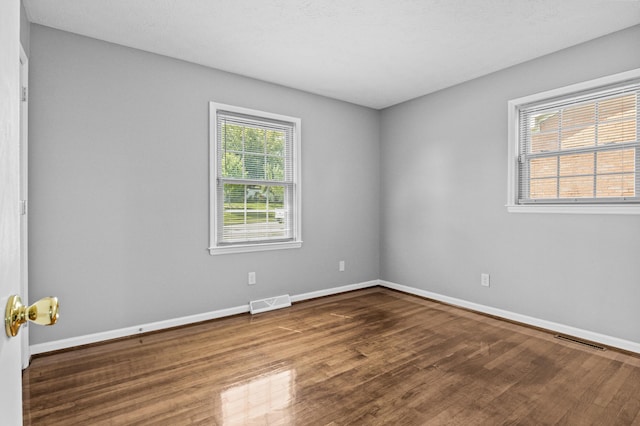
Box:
[223,184,247,240]
[532,112,559,132]
[268,186,285,210]
[222,124,243,151]
[266,157,285,181]
[530,157,557,179]
[530,178,557,199]
[266,130,285,156]
[223,183,245,206]
[559,153,594,176]
[529,112,559,153]
[244,154,265,180]
[562,103,595,128]
[598,120,636,145]
[530,131,559,153]
[561,126,595,150]
[221,152,244,178]
[246,185,267,220]
[245,211,264,227]
[597,149,635,174]
[559,176,594,198]
[244,127,265,153]
[599,94,636,121]
[596,174,635,198]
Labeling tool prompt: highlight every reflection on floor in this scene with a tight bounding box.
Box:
[222,368,294,424]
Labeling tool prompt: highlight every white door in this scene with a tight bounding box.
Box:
[1,0,27,423]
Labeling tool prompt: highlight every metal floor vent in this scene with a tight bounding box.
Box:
[554,334,606,351]
[249,294,292,315]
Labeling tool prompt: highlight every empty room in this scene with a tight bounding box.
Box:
[1,0,640,424]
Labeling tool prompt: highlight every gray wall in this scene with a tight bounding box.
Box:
[380,25,640,343]
[29,25,380,344]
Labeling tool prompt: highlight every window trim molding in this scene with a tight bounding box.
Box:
[208,102,302,255]
[506,68,640,214]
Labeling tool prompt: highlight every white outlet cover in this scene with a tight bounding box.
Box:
[481,273,490,287]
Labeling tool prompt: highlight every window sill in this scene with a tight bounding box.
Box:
[506,204,640,215]
[209,241,303,255]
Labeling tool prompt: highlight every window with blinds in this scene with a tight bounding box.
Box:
[209,103,301,254]
[508,69,640,213]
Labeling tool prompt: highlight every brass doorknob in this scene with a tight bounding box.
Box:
[5,295,59,337]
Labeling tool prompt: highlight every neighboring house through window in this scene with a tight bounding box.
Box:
[507,69,640,214]
[209,103,302,254]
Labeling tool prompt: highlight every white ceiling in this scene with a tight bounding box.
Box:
[24,0,640,109]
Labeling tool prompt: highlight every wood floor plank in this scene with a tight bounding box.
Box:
[23,288,640,425]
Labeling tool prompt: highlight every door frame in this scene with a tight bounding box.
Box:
[20,43,30,369]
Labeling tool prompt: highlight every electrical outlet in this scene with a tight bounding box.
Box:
[339,260,345,272]
[481,273,490,287]
[248,272,256,285]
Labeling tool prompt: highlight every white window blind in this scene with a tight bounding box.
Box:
[517,80,639,205]
[209,103,301,254]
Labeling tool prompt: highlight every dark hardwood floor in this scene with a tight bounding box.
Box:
[23,288,640,425]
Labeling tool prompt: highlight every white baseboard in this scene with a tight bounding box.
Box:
[31,279,639,355]
[29,280,379,355]
[29,304,250,355]
[290,280,379,303]
[379,280,640,355]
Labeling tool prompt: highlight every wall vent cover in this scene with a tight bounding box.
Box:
[249,294,291,315]
[554,334,606,351]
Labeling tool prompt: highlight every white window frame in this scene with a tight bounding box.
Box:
[209,102,302,255]
[507,68,640,214]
